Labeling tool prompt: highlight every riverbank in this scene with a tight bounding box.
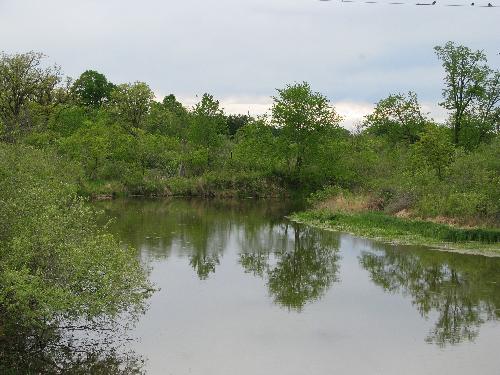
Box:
[289,210,500,256]
[80,173,289,200]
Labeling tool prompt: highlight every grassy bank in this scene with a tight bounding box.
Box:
[290,210,500,256]
[79,172,288,200]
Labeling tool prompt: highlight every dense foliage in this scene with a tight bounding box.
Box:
[0,42,499,226]
[0,144,152,372]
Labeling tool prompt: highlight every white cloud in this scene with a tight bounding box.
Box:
[174,95,272,116]
[220,97,271,117]
[334,101,374,130]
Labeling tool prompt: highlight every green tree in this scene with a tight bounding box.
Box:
[482,71,500,134]
[363,91,428,144]
[188,93,228,167]
[58,120,112,180]
[460,69,500,149]
[0,51,61,141]
[233,118,280,174]
[111,82,154,131]
[72,70,114,108]
[163,94,188,119]
[434,42,490,145]
[271,82,342,175]
[136,132,181,177]
[47,104,88,136]
[146,96,188,138]
[0,144,152,362]
[411,124,454,179]
[227,114,252,136]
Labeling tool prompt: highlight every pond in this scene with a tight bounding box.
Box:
[99,198,500,375]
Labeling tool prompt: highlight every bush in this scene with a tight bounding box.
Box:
[0,144,152,347]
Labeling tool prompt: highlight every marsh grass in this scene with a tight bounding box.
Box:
[291,210,500,254]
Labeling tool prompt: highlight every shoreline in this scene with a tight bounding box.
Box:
[288,211,500,257]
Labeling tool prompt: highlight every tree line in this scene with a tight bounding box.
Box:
[0,41,499,219]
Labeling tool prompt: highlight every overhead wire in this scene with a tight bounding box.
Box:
[318,0,497,6]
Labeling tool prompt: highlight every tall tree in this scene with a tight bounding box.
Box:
[469,69,500,140]
[163,94,188,119]
[72,70,114,108]
[111,81,154,131]
[0,51,61,141]
[146,94,189,138]
[271,82,341,174]
[363,91,428,144]
[434,42,490,145]
[188,93,228,166]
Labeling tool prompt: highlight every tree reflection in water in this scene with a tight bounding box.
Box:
[95,199,500,349]
[189,251,220,280]
[181,202,228,280]
[240,223,341,311]
[359,245,500,346]
[0,325,145,374]
[99,198,301,281]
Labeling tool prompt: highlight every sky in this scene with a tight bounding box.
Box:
[1,0,499,128]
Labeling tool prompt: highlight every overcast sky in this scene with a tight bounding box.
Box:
[1,0,499,128]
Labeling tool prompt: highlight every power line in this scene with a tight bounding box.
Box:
[318,0,497,6]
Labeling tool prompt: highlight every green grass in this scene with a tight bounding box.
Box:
[290,210,500,255]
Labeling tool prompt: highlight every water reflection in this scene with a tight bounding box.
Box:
[0,327,144,374]
[98,198,300,275]
[240,223,340,311]
[189,249,220,280]
[359,244,500,346]
[99,199,339,310]
[98,198,500,348]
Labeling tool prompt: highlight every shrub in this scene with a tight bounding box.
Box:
[0,144,152,348]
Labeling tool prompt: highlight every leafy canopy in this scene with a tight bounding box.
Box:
[72,70,114,108]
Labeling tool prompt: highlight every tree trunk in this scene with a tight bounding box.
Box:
[453,112,462,145]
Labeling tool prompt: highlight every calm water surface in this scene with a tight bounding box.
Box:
[100,198,500,375]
